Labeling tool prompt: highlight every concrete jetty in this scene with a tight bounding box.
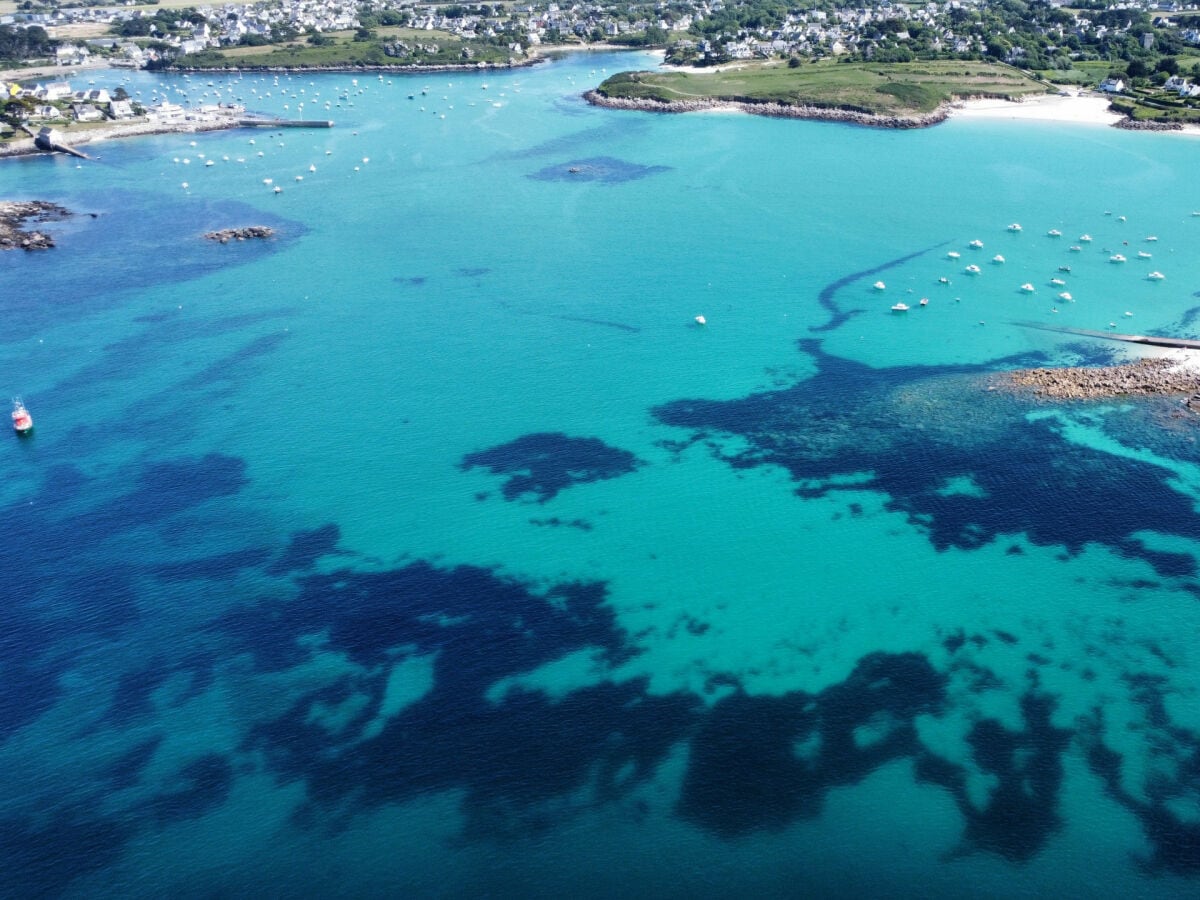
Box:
[238,118,334,128]
[33,127,91,160]
[1017,322,1200,351]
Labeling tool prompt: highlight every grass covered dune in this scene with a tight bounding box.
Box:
[589,59,1050,125]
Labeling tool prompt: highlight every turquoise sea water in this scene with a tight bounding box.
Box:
[4,52,1200,896]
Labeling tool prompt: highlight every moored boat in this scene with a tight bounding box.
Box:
[11,397,32,434]
[891,302,910,312]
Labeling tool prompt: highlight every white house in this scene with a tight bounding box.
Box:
[108,99,135,119]
[40,81,73,101]
[1099,77,1125,93]
[71,103,104,122]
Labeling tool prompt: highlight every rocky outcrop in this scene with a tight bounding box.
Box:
[1114,118,1184,131]
[204,226,275,243]
[997,357,1200,401]
[0,200,71,251]
[583,90,950,128]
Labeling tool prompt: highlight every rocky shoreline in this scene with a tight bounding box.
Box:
[204,226,275,243]
[996,357,1200,403]
[0,200,72,250]
[1113,117,1184,131]
[582,89,951,128]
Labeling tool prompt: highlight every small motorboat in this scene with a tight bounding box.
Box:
[694,315,706,326]
[919,298,929,306]
[969,239,984,249]
[1007,223,1022,232]
[1050,278,1066,287]
[947,251,961,259]
[1110,254,1126,263]
[1079,234,1093,242]
[1058,292,1073,301]
[1020,283,1035,293]
[938,277,950,284]
[1145,235,1158,242]
[11,397,32,434]
[1047,229,1062,237]
[891,302,910,312]
[1148,271,1165,281]
[1058,265,1072,272]
[1069,246,1082,253]
[965,264,981,274]
[873,281,886,291]
[992,255,1005,264]
[1137,251,1152,259]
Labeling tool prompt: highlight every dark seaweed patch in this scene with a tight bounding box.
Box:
[457,267,490,278]
[1082,677,1200,874]
[811,242,949,333]
[946,692,1070,861]
[653,340,1200,576]
[105,735,164,790]
[226,563,698,833]
[148,754,235,825]
[0,804,135,899]
[528,156,670,184]
[267,523,343,575]
[679,652,946,837]
[554,314,641,333]
[105,653,216,727]
[393,275,427,286]
[117,453,248,525]
[151,546,272,580]
[461,432,641,503]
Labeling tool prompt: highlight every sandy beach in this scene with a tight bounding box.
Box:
[952,90,1200,136]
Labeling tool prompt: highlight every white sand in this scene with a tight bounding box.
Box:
[952,90,1200,136]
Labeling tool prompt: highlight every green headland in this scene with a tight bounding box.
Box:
[592,59,1051,119]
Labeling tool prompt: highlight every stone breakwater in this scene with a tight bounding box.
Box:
[0,200,71,250]
[1114,117,1184,131]
[582,90,949,128]
[204,226,275,243]
[997,357,1200,401]
[0,119,241,160]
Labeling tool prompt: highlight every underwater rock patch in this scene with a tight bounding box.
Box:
[461,432,642,503]
[529,156,670,184]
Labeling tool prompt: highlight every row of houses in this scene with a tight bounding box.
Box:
[2,79,137,124]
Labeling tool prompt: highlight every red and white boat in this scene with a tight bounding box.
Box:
[11,397,32,434]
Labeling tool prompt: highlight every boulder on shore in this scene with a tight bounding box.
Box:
[0,200,71,251]
[996,357,1200,402]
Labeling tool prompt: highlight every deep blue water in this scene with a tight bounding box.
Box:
[3,52,1200,897]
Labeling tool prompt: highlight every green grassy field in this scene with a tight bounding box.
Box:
[175,30,514,70]
[597,59,1050,115]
